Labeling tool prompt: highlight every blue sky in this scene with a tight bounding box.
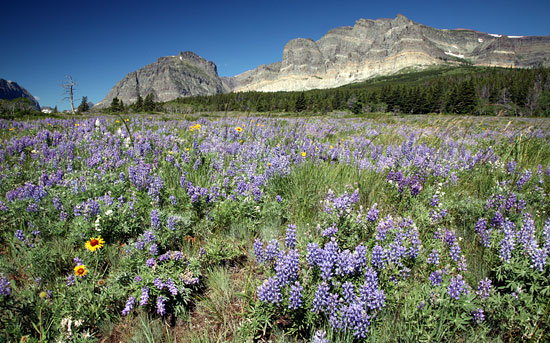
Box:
[2,0,549,110]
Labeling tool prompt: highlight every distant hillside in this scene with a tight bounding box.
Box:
[98,15,550,107]
[168,66,550,116]
[0,79,40,110]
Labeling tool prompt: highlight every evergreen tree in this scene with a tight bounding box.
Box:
[77,96,89,113]
[351,98,364,114]
[295,92,306,112]
[110,97,123,112]
[143,94,155,112]
[133,95,144,112]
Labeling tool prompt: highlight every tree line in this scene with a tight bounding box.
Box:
[165,66,550,116]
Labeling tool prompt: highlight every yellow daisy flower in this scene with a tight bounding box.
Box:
[301,151,307,157]
[85,236,105,252]
[74,264,88,277]
[235,127,243,133]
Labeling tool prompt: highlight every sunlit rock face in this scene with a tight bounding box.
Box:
[231,14,550,92]
[98,15,550,105]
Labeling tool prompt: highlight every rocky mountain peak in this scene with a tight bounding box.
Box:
[0,78,40,109]
[97,15,550,105]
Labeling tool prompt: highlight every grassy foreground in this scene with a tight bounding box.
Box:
[0,114,549,342]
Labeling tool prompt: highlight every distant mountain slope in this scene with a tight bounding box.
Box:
[231,15,550,92]
[0,78,40,109]
[97,15,550,107]
[94,51,229,108]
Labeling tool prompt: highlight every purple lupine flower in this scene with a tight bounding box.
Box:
[285,224,297,249]
[530,248,548,272]
[337,249,356,276]
[353,244,367,270]
[149,243,158,256]
[66,274,75,286]
[430,195,439,207]
[288,281,303,309]
[257,277,282,304]
[371,244,385,269]
[143,230,156,243]
[428,270,443,287]
[139,286,150,306]
[499,219,516,263]
[153,278,164,290]
[491,211,504,229]
[476,278,492,300]
[471,308,485,323]
[341,301,370,338]
[169,195,177,206]
[156,295,167,315]
[306,242,322,266]
[366,203,379,222]
[375,216,393,241]
[312,282,330,313]
[312,330,329,343]
[543,218,550,252]
[367,289,386,311]
[146,258,156,268]
[342,281,356,304]
[150,209,160,229]
[122,296,136,316]
[167,216,177,231]
[427,249,440,265]
[518,213,538,253]
[443,229,456,246]
[275,249,299,286]
[322,224,338,238]
[516,170,532,190]
[327,293,342,331]
[275,195,283,203]
[475,218,491,248]
[458,255,468,272]
[320,259,333,281]
[253,239,265,264]
[0,275,11,297]
[265,239,279,263]
[134,275,142,283]
[449,242,461,262]
[323,238,339,266]
[506,161,516,174]
[73,257,83,265]
[135,239,145,250]
[158,252,170,262]
[15,230,25,241]
[447,274,469,300]
[165,278,178,295]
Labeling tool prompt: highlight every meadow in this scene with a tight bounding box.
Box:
[0,113,549,342]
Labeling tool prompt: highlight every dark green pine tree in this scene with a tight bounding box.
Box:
[143,94,155,112]
[133,95,144,112]
[110,97,122,112]
[456,78,478,114]
[295,92,306,112]
[77,96,89,113]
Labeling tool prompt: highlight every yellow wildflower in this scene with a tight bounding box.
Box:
[85,236,105,252]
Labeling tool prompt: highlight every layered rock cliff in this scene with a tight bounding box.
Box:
[0,79,40,109]
[97,15,550,106]
[232,14,550,92]
[94,51,229,108]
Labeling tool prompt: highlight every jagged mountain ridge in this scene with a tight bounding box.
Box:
[96,15,550,107]
[0,78,40,109]
[94,51,230,108]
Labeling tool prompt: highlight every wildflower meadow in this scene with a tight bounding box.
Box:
[0,114,549,342]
